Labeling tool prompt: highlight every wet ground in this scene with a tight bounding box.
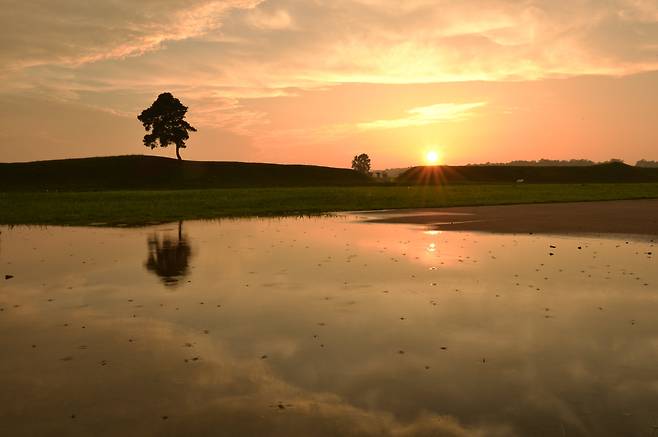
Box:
[0,214,657,436]
[359,199,658,236]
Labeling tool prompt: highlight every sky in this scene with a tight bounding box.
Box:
[0,0,657,168]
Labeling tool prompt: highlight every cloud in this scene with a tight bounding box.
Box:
[247,8,295,30]
[3,0,657,89]
[0,0,263,72]
[206,0,658,86]
[358,102,487,130]
[2,1,657,106]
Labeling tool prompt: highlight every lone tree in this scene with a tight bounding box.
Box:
[351,153,371,174]
[138,92,197,160]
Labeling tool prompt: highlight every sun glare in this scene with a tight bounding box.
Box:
[425,150,441,165]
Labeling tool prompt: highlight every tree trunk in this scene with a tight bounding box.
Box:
[176,146,182,160]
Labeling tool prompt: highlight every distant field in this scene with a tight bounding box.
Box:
[3,184,658,226]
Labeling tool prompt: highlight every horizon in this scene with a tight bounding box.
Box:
[1,1,657,167]
[4,153,657,171]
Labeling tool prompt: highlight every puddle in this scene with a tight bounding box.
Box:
[0,216,657,436]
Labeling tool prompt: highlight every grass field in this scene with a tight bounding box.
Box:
[3,183,658,226]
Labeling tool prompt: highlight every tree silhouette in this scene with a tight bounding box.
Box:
[351,153,371,174]
[137,92,197,160]
[145,221,192,286]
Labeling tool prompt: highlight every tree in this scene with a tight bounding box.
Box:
[352,153,371,174]
[137,92,197,160]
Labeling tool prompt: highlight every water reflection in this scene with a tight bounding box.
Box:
[145,221,192,286]
[0,217,656,436]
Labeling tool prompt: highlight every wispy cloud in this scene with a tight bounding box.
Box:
[70,1,265,66]
[247,8,295,30]
[357,102,487,130]
[0,0,263,72]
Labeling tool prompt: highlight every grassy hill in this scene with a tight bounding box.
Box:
[0,155,372,191]
[397,162,658,184]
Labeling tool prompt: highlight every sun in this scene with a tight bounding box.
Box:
[425,150,441,165]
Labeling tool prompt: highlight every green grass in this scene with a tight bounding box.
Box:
[2,183,658,226]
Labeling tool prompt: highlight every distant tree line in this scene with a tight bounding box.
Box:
[468,159,598,167]
[636,159,658,168]
[465,158,637,167]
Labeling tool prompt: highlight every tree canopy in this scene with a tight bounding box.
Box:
[352,153,371,174]
[137,92,197,160]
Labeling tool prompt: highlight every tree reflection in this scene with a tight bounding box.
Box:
[145,221,192,286]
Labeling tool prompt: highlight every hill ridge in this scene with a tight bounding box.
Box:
[0,155,371,191]
[397,162,658,185]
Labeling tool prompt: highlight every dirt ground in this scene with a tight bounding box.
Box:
[357,199,658,237]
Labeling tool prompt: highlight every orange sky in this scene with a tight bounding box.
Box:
[1,0,657,168]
